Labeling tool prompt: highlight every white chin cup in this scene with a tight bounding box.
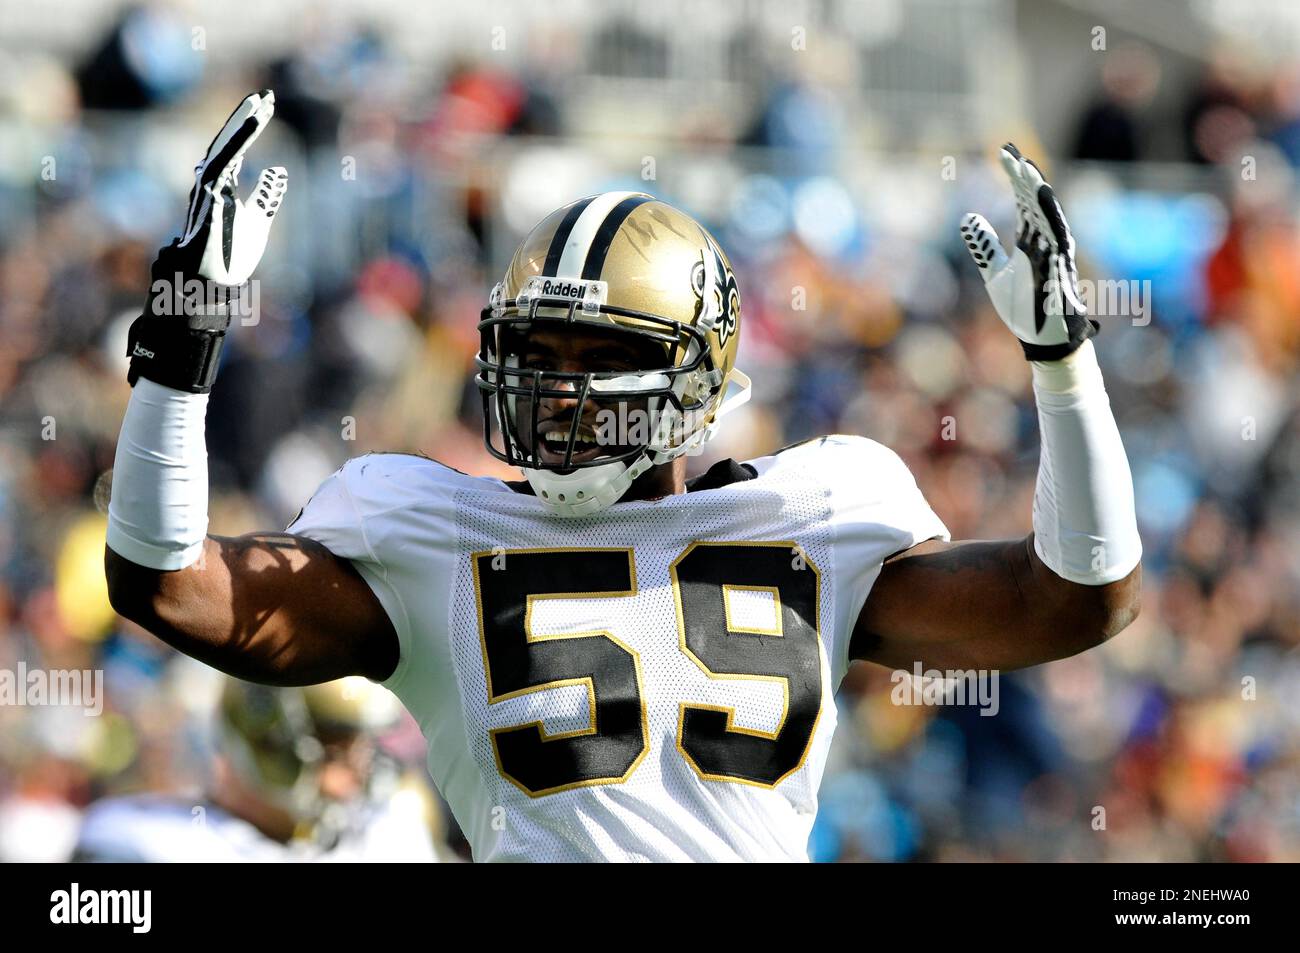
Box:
[523,453,652,517]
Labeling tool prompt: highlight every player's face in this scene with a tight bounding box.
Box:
[508,325,665,467]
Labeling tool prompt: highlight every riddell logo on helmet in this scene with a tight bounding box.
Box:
[539,279,592,299]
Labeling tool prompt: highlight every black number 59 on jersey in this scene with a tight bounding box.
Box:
[471,543,823,797]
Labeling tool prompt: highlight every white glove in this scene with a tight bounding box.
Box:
[127,89,287,393]
[960,143,1098,361]
[175,88,287,285]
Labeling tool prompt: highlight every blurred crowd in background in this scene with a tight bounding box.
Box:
[1,0,1298,862]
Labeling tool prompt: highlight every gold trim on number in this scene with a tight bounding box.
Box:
[471,546,649,798]
[670,540,825,789]
[721,584,784,636]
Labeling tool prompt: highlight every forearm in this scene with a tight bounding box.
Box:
[961,144,1141,589]
[106,378,211,569]
[1029,339,1142,585]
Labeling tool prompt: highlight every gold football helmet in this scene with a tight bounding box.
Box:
[477,191,751,516]
[217,676,403,822]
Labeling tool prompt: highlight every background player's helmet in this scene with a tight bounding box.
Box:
[217,677,403,827]
[477,191,751,516]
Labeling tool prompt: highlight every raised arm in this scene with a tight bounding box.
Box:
[103,91,395,685]
[854,144,1142,672]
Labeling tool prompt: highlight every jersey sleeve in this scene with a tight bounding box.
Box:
[287,460,371,560]
[817,435,950,686]
[287,457,414,690]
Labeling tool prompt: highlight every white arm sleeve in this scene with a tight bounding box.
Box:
[1030,340,1142,584]
[106,379,211,570]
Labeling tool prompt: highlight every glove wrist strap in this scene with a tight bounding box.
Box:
[1020,317,1100,362]
[126,310,231,394]
[125,249,246,393]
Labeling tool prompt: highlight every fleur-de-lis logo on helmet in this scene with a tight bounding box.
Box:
[692,235,740,349]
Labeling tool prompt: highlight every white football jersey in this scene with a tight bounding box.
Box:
[290,434,948,862]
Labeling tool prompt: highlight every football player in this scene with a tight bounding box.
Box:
[74,677,440,862]
[104,91,1141,861]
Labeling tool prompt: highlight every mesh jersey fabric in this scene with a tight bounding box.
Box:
[289,434,949,861]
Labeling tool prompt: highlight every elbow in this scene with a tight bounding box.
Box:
[1102,560,1143,641]
[104,545,131,615]
[1099,592,1141,642]
[104,545,164,629]
[1079,561,1143,649]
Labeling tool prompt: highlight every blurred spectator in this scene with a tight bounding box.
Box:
[76,5,204,109]
[1071,44,1161,162]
